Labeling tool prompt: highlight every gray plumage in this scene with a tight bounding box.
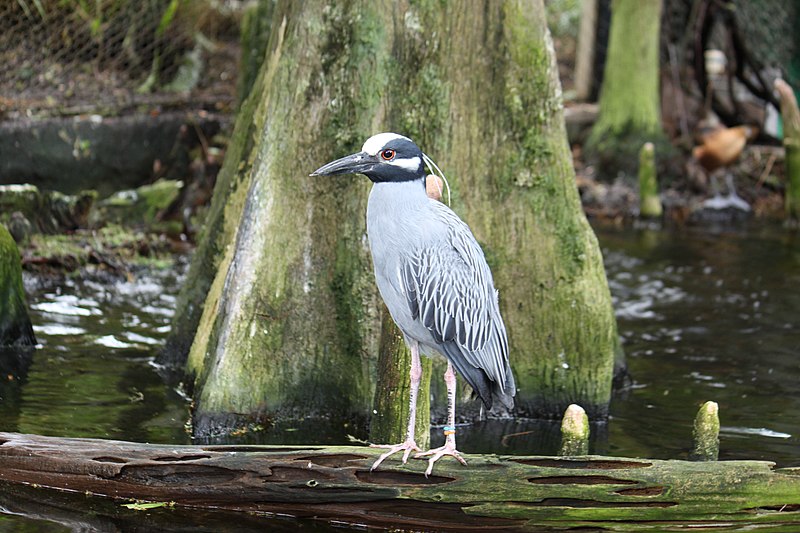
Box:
[367,179,515,410]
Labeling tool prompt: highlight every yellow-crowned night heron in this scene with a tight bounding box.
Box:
[311,133,515,475]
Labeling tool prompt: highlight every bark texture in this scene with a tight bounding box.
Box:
[587,0,665,178]
[410,1,617,418]
[638,142,663,218]
[691,401,719,461]
[189,2,387,435]
[1,432,800,531]
[0,225,35,347]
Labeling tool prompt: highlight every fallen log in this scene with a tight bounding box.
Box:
[0,432,799,531]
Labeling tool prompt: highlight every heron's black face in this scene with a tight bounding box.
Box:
[310,133,425,183]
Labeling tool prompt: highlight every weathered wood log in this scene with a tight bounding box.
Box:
[1,432,799,531]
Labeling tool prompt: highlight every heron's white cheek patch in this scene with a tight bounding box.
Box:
[388,156,421,172]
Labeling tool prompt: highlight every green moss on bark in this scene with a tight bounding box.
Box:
[559,404,590,456]
[0,225,35,347]
[370,312,432,449]
[427,0,617,418]
[691,401,720,461]
[638,142,663,218]
[191,1,391,435]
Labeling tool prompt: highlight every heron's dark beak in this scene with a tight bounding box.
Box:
[310,152,377,177]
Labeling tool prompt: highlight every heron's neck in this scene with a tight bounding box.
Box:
[367,177,429,228]
[370,176,427,202]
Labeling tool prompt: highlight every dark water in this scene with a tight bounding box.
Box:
[1,225,799,530]
[599,224,800,464]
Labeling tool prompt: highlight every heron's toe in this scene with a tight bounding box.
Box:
[369,439,421,470]
[415,444,467,476]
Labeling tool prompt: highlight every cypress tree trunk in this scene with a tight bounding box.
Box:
[587,0,665,178]
[189,2,391,435]
[160,45,273,370]
[183,0,619,436]
[396,1,618,418]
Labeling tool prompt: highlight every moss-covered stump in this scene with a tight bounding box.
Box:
[776,79,800,224]
[638,142,663,218]
[691,401,720,461]
[0,432,799,531]
[0,225,35,346]
[559,404,589,456]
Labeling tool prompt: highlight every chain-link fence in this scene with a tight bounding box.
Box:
[0,0,242,116]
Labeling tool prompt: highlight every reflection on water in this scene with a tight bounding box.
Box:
[599,225,800,465]
[1,226,799,529]
[0,267,190,445]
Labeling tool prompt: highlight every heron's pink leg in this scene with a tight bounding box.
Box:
[415,360,467,476]
[370,341,422,470]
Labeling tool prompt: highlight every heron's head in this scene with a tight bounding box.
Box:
[310,133,425,183]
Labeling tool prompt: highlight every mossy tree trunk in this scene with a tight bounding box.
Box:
[587,0,665,179]
[180,0,618,436]
[638,142,663,218]
[0,225,35,347]
[392,1,618,418]
[188,2,391,435]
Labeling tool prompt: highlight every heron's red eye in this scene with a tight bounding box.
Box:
[381,149,396,161]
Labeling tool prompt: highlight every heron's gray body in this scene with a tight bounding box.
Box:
[367,179,515,410]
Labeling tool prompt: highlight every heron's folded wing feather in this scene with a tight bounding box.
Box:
[400,205,509,387]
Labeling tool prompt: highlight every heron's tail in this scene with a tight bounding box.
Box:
[441,343,516,413]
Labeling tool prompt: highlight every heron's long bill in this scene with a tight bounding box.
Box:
[310,152,378,177]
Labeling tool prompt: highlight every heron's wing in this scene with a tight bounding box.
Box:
[400,204,510,387]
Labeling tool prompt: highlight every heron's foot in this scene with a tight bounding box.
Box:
[415,442,467,477]
[369,439,422,471]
